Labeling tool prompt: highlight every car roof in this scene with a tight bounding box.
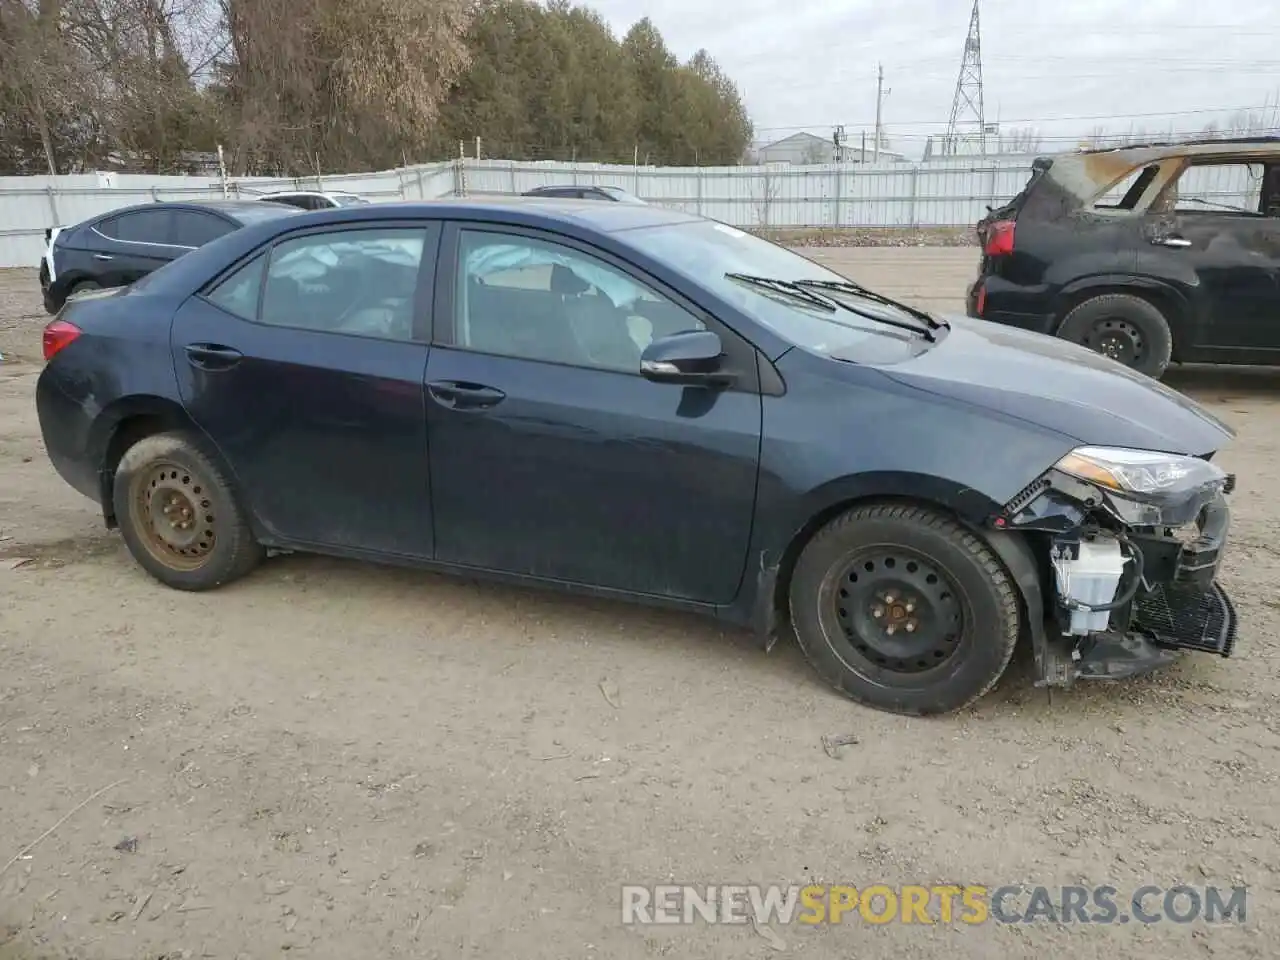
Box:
[257,190,360,199]
[134,196,706,302]
[186,199,306,221]
[526,184,616,193]
[314,197,695,232]
[1036,137,1280,206]
[1072,135,1280,158]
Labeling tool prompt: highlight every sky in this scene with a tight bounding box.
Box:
[587,0,1279,157]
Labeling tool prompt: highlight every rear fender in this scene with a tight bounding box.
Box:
[90,397,222,529]
[1053,275,1194,351]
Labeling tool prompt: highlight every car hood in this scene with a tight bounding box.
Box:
[866,314,1235,455]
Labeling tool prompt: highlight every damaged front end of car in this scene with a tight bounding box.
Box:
[990,446,1238,687]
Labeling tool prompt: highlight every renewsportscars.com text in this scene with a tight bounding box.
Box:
[620,883,1248,926]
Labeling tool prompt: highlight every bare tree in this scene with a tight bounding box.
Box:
[753,165,781,227]
[999,126,1042,154]
[219,0,472,174]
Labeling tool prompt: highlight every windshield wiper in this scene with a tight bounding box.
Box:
[724,273,840,313]
[725,273,936,342]
[791,278,947,331]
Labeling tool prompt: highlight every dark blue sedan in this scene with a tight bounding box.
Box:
[35,199,1243,715]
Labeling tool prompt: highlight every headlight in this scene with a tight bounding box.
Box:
[1054,446,1226,497]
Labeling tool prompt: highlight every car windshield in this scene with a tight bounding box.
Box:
[331,195,370,206]
[621,220,931,354]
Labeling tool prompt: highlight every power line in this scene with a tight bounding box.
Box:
[751,102,1280,136]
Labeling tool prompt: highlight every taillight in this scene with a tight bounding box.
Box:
[984,219,1016,257]
[975,284,986,316]
[43,320,81,361]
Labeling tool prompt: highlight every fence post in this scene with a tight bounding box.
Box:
[217,144,229,199]
[831,167,841,227]
[45,185,60,226]
[909,166,919,228]
[696,167,703,216]
[455,141,468,197]
[510,161,518,196]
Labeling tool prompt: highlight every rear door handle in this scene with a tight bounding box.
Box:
[1151,235,1192,248]
[93,253,114,261]
[426,380,506,411]
[185,343,243,370]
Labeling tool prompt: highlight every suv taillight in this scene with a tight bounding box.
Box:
[43,320,81,361]
[983,219,1016,257]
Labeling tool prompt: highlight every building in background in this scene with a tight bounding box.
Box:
[749,132,910,166]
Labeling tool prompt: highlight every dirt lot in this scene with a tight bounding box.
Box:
[1,251,1278,960]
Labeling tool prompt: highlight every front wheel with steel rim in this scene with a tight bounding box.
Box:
[788,503,1020,716]
[113,431,264,590]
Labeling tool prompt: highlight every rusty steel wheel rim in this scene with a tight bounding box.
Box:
[130,460,216,571]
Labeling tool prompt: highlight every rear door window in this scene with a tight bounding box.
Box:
[206,227,430,340]
[172,211,235,247]
[109,209,176,245]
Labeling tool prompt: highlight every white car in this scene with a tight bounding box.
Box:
[255,191,371,211]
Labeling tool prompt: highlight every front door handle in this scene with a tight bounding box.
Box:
[1151,235,1192,248]
[185,343,243,370]
[426,380,506,411]
[93,253,114,261]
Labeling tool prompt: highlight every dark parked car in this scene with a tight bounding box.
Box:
[40,200,301,314]
[35,199,1240,716]
[968,137,1280,378]
[523,184,647,204]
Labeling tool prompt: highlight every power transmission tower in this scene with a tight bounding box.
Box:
[943,0,986,157]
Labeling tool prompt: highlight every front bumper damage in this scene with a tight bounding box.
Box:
[993,463,1238,688]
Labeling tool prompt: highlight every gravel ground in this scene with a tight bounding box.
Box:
[1,251,1278,960]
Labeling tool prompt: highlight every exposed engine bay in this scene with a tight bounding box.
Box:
[992,445,1237,686]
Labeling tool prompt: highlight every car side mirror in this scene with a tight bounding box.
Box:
[639,329,733,386]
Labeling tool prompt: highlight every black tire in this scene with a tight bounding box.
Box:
[788,503,1020,716]
[1056,293,1173,378]
[112,431,264,591]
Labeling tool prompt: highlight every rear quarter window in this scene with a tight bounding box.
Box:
[172,211,235,247]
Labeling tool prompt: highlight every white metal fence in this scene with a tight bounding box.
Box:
[0,153,1263,268]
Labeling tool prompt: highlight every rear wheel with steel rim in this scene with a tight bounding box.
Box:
[1083,318,1147,368]
[1057,293,1173,379]
[113,431,263,590]
[788,503,1020,716]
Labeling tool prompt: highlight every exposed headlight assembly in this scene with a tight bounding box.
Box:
[1051,445,1229,526]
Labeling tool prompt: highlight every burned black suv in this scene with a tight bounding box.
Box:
[967,138,1280,378]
